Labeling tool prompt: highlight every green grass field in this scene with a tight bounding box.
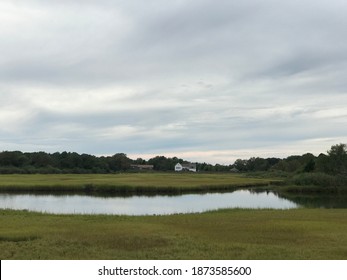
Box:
[1,173,346,260]
[1,208,346,259]
[0,173,278,193]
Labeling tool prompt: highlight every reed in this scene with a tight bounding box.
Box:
[0,173,277,194]
[0,208,346,259]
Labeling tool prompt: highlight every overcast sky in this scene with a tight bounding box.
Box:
[1,0,347,164]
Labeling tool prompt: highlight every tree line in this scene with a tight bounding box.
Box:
[233,143,347,175]
[0,143,346,175]
[0,151,189,174]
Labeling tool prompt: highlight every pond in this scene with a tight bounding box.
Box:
[0,190,300,215]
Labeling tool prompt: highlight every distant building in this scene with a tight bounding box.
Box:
[130,164,154,170]
[174,163,197,172]
[230,167,239,173]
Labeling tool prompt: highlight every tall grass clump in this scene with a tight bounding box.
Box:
[289,172,347,188]
[291,173,336,186]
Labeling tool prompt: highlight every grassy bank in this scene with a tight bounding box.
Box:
[0,208,346,259]
[0,173,277,194]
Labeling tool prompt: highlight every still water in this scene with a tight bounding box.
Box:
[0,190,299,215]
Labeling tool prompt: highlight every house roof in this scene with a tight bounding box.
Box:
[175,162,196,167]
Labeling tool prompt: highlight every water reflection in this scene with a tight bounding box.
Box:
[277,192,347,209]
[0,190,299,215]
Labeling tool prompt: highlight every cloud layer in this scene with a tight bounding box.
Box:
[1,0,347,163]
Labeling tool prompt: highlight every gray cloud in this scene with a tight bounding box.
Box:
[1,0,347,163]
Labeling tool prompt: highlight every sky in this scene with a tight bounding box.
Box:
[1,0,347,164]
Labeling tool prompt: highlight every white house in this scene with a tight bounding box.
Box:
[174,163,197,172]
[230,167,239,173]
[175,163,183,171]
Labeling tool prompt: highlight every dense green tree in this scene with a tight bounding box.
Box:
[303,158,315,172]
[148,156,175,171]
[326,143,347,175]
[234,159,248,172]
[0,151,28,167]
[29,152,54,168]
[246,157,270,171]
[315,153,329,173]
[134,158,146,164]
[108,153,132,171]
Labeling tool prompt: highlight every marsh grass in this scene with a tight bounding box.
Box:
[0,173,277,194]
[1,173,346,259]
[0,235,40,242]
[0,208,346,259]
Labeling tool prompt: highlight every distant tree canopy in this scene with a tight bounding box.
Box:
[0,143,346,175]
[267,143,347,175]
[0,151,187,174]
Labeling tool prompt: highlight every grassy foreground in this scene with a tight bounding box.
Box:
[1,208,346,259]
[0,173,277,193]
